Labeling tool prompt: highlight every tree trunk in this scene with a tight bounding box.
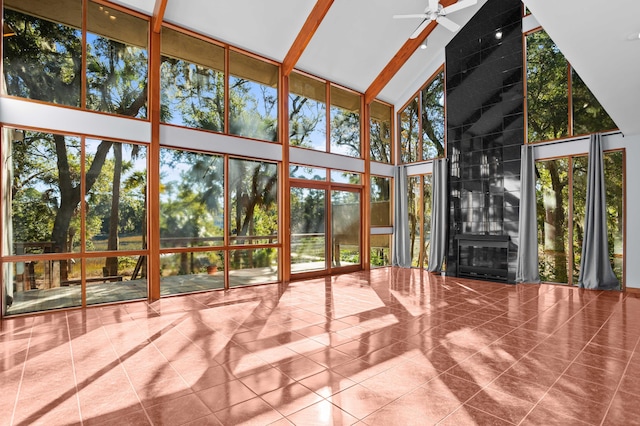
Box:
[105,143,121,276]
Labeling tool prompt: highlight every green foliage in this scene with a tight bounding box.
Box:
[527,30,616,142]
[421,72,445,159]
[526,30,569,142]
[3,9,82,105]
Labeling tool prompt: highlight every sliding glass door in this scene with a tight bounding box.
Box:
[290,185,361,276]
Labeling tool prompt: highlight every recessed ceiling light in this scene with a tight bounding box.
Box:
[495,30,503,40]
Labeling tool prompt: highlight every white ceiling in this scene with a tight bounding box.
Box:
[112,0,640,136]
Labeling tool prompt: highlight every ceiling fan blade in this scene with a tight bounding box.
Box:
[428,0,440,13]
[393,13,429,19]
[436,16,461,32]
[442,0,477,15]
[410,19,431,39]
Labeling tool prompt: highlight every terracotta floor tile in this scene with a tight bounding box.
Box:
[3,270,640,425]
[602,390,640,426]
[145,393,212,425]
[438,404,513,426]
[329,384,395,420]
[486,372,550,403]
[261,382,324,416]
[363,385,461,425]
[286,399,358,426]
[239,366,294,396]
[214,396,284,425]
[196,379,256,412]
[522,406,589,425]
[84,409,151,426]
[276,356,326,381]
[551,373,617,404]
[465,387,534,424]
[536,387,609,425]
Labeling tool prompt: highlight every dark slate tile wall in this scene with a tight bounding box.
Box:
[445,0,524,282]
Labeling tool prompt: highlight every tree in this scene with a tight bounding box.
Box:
[4,7,148,282]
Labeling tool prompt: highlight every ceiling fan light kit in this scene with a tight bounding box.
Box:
[394,0,478,39]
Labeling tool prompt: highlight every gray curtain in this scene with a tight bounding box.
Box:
[427,159,448,272]
[516,145,540,283]
[392,165,411,267]
[578,134,619,290]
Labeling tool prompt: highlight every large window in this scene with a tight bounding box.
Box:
[159,150,224,248]
[289,72,362,158]
[370,176,392,268]
[160,27,225,131]
[526,30,616,143]
[370,100,392,164]
[3,0,82,107]
[2,127,148,315]
[399,69,445,163]
[330,86,361,157]
[2,0,149,119]
[159,149,279,295]
[86,1,148,118]
[289,72,327,151]
[408,174,433,268]
[536,151,624,285]
[229,50,278,142]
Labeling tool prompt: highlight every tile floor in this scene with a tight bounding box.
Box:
[1,267,640,425]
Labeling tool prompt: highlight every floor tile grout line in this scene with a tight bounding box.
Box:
[598,335,640,426]
[9,320,34,426]
[513,294,622,426]
[434,286,614,426]
[101,321,156,426]
[65,312,84,426]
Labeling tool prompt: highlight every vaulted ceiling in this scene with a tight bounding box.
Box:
[112,0,640,136]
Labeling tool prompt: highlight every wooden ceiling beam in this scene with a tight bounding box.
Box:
[152,0,168,34]
[365,0,456,104]
[282,0,334,76]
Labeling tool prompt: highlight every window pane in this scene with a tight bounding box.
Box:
[159,149,224,248]
[291,187,326,273]
[86,255,147,305]
[229,248,277,288]
[370,234,391,268]
[604,151,624,284]
[571,69,616,136]
[526,30,568,142]
[160,250,225,295]
[371,176,391,227]
[7,129,81,255]
[572,156,588,284]
[4,260,81,315]
[160,28,225,131]
[536,158,569,283]
[330,86,361,157]
[229,50,278,141]
[421,72,445,160]
[330,170,361,184]
[370,101,392,163]
[289,72,327,151]
[331,190,360,267]
[3,0,82,106]
[408,176,421,267]
[400,98,419,163]
[423,174,433,268]
[86,2,148,118]
[289,165,326,181]
[85,140,147,253]
[229,158,278,245]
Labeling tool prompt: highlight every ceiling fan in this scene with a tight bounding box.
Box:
[394,0,478,39]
